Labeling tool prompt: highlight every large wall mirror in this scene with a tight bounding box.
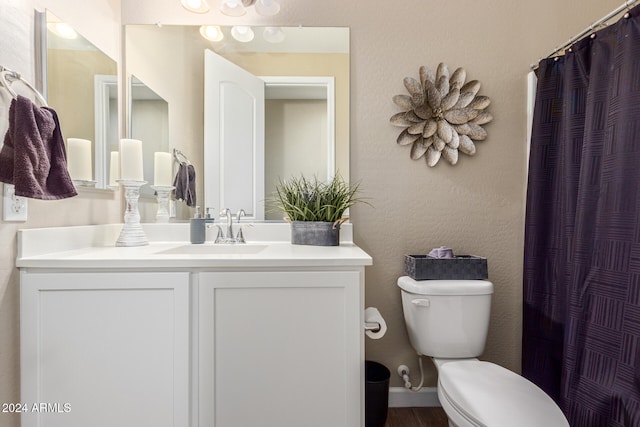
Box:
[125,24,349,221]
[40,10,119,190]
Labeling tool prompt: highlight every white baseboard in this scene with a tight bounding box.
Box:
[388,386,441,408]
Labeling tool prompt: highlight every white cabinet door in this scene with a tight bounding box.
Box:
[20,271,190,427]
[198,270,364,427]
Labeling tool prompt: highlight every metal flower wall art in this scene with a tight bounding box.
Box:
[390,63,492,166]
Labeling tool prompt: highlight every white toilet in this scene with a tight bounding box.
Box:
[398,276,569,427]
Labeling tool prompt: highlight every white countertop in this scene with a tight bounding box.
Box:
[17,223,373,269]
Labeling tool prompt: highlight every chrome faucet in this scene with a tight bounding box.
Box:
[235,209,246,243]
[215,208,247,244]
[223,208,234,241]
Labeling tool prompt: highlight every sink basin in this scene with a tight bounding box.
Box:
[156,244,268,255]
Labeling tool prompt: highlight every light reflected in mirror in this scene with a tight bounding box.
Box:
[125,25,349,221]
[44,10,118,190]
[128,76,169,196]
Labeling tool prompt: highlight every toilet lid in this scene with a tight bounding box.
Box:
[438,361,569,427]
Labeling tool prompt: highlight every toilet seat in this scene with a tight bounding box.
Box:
[437,360,569,427]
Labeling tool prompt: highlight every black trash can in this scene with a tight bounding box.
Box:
[365,360,390,427]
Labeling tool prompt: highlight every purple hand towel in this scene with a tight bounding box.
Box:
[172,162,196,207]
[0,95,77,200]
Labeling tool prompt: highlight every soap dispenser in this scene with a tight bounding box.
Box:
[190,206,206,244]
[205,207,215,224]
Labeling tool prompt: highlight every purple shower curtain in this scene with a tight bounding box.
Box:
[523,5,640,427]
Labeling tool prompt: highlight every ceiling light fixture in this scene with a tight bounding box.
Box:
[254,0,280,16]
[231,26,255,42]
[220,0,247,16]
[200,25,224,42]
[181,0,210,14]
[262,27,285,43]
[220,0,280,17]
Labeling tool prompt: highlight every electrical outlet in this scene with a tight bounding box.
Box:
[3,184,28,222]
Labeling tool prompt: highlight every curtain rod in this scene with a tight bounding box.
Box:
[530,0,638,69]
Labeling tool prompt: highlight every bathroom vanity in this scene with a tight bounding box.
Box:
[17,223,372,427]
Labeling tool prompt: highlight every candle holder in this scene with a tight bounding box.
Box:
[151,185,175,223]
[115,180,148,247]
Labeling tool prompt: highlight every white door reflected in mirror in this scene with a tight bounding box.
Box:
[204,49,265,220]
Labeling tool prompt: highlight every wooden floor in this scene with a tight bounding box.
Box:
[384,407,449,427]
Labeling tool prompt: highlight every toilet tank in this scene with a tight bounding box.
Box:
[398,276,493,358]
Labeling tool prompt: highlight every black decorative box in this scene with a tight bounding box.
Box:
[404,255,488,280]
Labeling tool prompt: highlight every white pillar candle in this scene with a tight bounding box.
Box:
[154,152,173,186]
[109,151,119,186]
[120,139,144,181]
[67,138,92,181]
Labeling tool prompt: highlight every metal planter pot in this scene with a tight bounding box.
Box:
[290,221,341,246]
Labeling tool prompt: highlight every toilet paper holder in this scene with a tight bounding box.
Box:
[364,307,387,339]
[364,321,381,332]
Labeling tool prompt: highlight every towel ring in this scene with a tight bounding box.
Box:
[173,148,191,165]
[0,67,48,107]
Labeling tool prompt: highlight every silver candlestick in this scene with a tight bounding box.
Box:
[115,180,148,247]
[151,185,175,223]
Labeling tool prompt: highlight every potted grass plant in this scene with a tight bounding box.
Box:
[272,174,365,246]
